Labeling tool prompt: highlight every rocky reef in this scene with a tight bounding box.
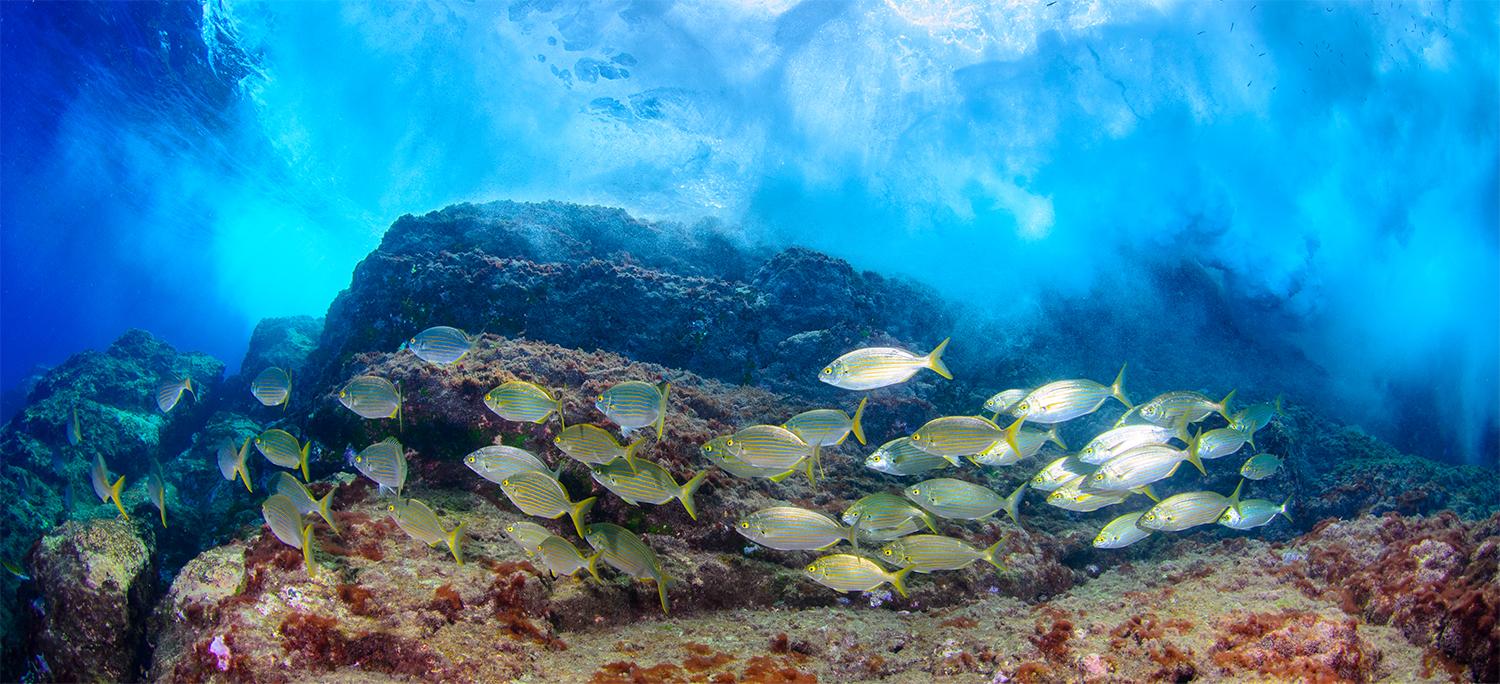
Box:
[1,200,1496,682]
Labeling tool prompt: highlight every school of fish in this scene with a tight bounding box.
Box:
[82,328,1291,614]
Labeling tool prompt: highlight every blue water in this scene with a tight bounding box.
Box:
[1,1,1496,464]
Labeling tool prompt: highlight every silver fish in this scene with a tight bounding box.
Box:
[1093,511,1152,549]
[736,506,856,551]
[1219,495,1291,530]
[1239,453,1285,480]
[405,326,475,365]
[1083,444,1204,493]
[464,445,559,484]
[865,437,953,476]
[784,398,867,447]
[1077,424,1183,465]
[1138,481,1242,532]
[250,367,292,408]
[338,375,403,428]
[595,381,670,439]
[819,339,951,390]
[353,437,407,495]
[903,478,1005,520]
[156,377,195,413]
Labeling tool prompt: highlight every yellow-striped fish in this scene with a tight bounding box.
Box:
[338,375,403,430]
[700,436,792,480]
[1083,444,1204,493]
[555,424,645,472]
[784,397,868,447]
[596,381,670,439]
[819,338,952,390]
[503,520,554,555]
[261,494,315,576]
[216,437,254,492]
[590,459,708,520]
[982,388,1030,421]
[1239,453,1285,480]
[856,517,927,543]
[1029,454,1093,491]
[878,534,1002,573]
[148,469,167,527]
[803,554,912,597]
[1138,390,1236,431]
[405,326,476,365]
[1078,424,1182,465]
[353,437,407,495]
[500,470,596,538]
[484,380,565,427]
[254,429,312,482]
[90,454,128,520]
[736,506,856,551]
[273,472,339,535]
[1218,495,1291,530]
[1004,365,1130,452]
[865,437,953,476]
[583,523,671,614]
[725,424,818,482]
[909,415,1004,460]
[1138,480,1241,532]
[250,367,292,408]
[842,493,939,534]
[904,478,1005,520]
[464,445,559,484]
[1045,475,1135,512]
[1189,426,1252,462]
[967,425,1064,467]
[67,406,82,446]
[156,377,195,414]
[386,498,464,565]
[1093,511,1152,549]
[535,534,602,581]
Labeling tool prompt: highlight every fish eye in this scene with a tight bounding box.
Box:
[1144,513,1155,520]
[1094,473,1105,481]
[339,390,346,398]
[821,367,832,375]
[386,504,395,511]
[911,433,921,441]
[725,439,734,446]
[505,524,515,532]
[910,487,920,495]
[882,549,892,556]
[466,456,475,463]
[739,521,750,528]
[596,394,604,402]
[355,456,362,463]
[501,479,511,486]
[805,564,817,573]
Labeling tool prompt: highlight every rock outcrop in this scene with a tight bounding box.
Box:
[27,518,158,682]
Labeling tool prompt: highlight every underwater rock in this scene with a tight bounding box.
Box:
[301,200,950,403]
[0,329,222,671]
[27,518,157,682]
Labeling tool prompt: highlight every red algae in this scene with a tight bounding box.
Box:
[429,583,465,623]
[590,660,689,683]
[337,583,380,617]
[277,611,455,680]
[1208,611,1378,682]
[1030,615,1074,663]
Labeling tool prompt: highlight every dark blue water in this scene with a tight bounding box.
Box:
[2,0,1496,465]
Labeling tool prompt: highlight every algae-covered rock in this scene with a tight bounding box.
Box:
[28,518,157,682]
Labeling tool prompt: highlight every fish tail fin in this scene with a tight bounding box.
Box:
[1003,482,1026,526]
[1185,441,1207,476]
[924,337,952,380]
[1218,389,1238,421]
[812,444,824,482]
[446,522,465,566]
[1004,417,1024,455]
[1274,394,1286,416]
[1134,484,1160,502]
[657,575,671,614]
[1110,363,1132,408]
[184,377,195,396]
[109,475,129,521]
[298,442,311,483]
[317,489,340,535]
[655,382,670,439]
[1279,496,1293,522]
[678,470,708,520]
[1228,478,1244,507]
[159,501,168,528]
[802,454,817,487]
[299,524,316,577]
[396,383,404,433]
[889,566,913,599]
[285,369,292,411]
[570,497,597,539]
[919,509,939,534]
[851,397,868,445]
[981,540,1005,571]
[555,397,567,430]
[847,524,860,551]
[624,438,645,473]
[1045,425,1066,450]
[585,552,603,583]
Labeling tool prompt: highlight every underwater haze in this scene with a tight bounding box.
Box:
[1,0,1497,469]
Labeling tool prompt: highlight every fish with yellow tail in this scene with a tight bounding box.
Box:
[338,375,403,430]
[404,325,476,365]
[784,397,868,447]
[1137,389,1236,431]
[968,425,1064,467]
[584,523,671,614]
[555,424,645,472]
[1004,364,1131,453]
[1082,444,1205,494]
[484,380,566,427]
[1138,480,1243,532]
[254,429,312,482]
[274,472,340,535]
[1219,495,1292,530]
[843,493,939,535]
[909,416,1006,461]
[353,437,407,496]
[501,470,597,538]
[90,454,128,520]
[386,498,465,565]
[216,438,254,492]
[590,459,708,520]
[261,494,316,576]
[803,554,913,597]
[723,425,819,485]
[596,380,670,439]
[878,534,1004,573]
[819,338,952,390]
[250,366,292,408]
[535,535,602,581]
[903,478,1006,520]
[1093,511,1152,549]
[156,377,195,413]
[736,506,859,551]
